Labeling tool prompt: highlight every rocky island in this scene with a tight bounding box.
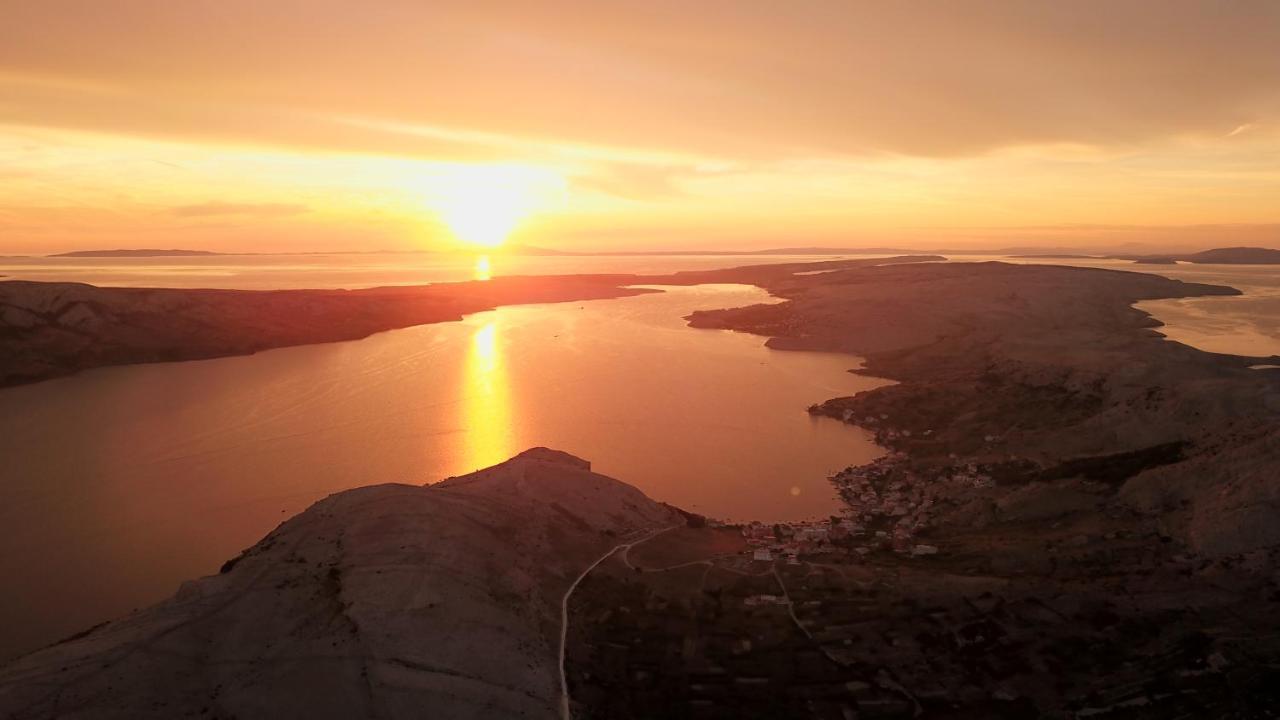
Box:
[1119,246,1280,265]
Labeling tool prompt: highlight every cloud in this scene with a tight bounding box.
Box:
[1,1,1277,160]
[573,164,695,200]
[168,202,308,218]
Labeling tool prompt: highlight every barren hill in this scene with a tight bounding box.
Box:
[0,448,681,719]
[0,276,653,387]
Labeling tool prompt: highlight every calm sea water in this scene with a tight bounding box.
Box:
[0,282,884,660]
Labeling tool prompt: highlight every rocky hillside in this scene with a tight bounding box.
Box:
[0,277,651,387]
[0,448,681,719]
[688,261,1280,555]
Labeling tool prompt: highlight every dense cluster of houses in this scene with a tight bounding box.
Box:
[740,518,855,564]
[729,442,1007,566]
[827,454,943,556]
[739,494,940,563]
[736,447,1008,562]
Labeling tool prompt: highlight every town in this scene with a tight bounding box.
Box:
[730,452,999,565]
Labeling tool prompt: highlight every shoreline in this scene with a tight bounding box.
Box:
[4,260,1280,716]
[0,256,940,389]
[681,260,1279,556]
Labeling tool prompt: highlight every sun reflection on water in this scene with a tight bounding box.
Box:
[473,255,492,281]
[461,320,514,471]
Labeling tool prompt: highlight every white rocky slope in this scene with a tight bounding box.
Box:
[0,448,680,719]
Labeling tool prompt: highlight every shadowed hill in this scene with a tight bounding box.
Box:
[0,448,681,719]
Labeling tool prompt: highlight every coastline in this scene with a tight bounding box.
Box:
[4,259,1280,716]
[0,256,939,389]
[682,260,1279,555]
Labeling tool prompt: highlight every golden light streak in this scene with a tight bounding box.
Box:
[461,320,514,470]
[473,254,492,281]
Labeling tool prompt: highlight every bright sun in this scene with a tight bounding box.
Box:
[429,165,563,248]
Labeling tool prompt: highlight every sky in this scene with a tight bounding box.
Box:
[2,0,1279,254]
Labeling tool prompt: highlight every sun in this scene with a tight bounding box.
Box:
[429,165,563,248]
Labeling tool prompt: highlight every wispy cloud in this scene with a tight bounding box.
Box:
[168,202,308,218]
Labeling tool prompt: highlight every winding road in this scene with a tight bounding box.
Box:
[558,524,678,720]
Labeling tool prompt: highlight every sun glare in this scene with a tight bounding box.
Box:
[428,165,563,248]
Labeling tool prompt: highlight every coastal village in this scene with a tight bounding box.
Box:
[738,464,936,564]
[731,450,1000,566]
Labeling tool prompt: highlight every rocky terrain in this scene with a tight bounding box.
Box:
[3,258,1279,717]
[686,261,1280,555]
[0,448,682,719]
[555,261,1280,718]
[0,275,656,387]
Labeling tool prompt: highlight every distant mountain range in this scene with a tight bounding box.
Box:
[1009,246,1280,265]
[1176,247,1280,264]
[50,249,224,258]
[41,245,1280,264]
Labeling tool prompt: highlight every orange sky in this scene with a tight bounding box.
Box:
[2,0,1279,254]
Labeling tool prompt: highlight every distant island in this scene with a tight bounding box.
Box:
[38,244,1279,263]
[1013,246,1280,265]
[507,244,1280,262]
[1008,253,1104,259]
[1178,246,1280,264]
[49,248,224,258]
[1116,246,1280,265]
